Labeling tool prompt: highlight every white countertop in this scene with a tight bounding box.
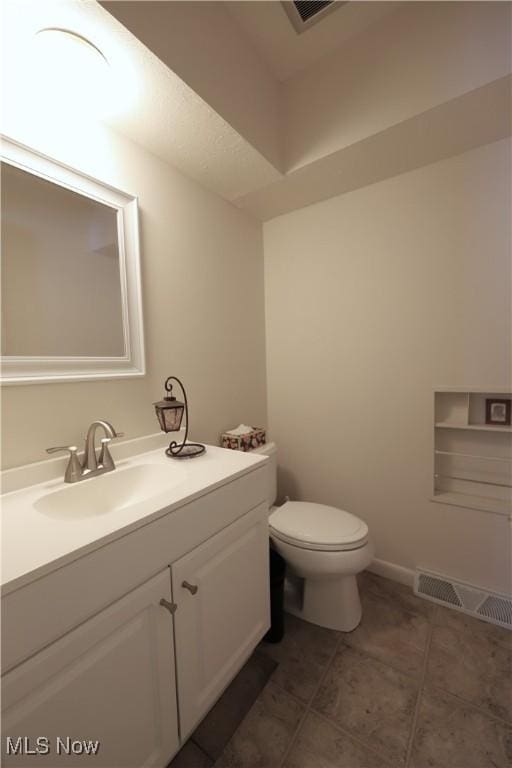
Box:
[1,440,266,593]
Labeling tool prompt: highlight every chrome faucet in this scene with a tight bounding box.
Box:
[47,420,124,483]
[84,420,119,472]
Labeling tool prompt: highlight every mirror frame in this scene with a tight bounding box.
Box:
[1,137,145,385]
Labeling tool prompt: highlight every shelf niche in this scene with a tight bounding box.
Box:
[432,389,512,517]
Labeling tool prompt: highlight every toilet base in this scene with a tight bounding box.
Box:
[285,574,362,632]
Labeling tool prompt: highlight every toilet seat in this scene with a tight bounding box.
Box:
[269,501,368,552]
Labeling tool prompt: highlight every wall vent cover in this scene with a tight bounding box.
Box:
[478,595,512,626]
[283,1,347,33]
[414,569,512,630]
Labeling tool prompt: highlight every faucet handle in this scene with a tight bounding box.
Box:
[46,446,83,483]
[46,445,78,455]
[98,438,115,471]
[98,430,123,472]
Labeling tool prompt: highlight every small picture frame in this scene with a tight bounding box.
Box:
[485,398,511,426]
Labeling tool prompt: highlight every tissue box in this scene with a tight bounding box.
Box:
[221,427,266,452]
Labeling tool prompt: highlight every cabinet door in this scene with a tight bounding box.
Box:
[172,503,270,738]
[1,570,179,768]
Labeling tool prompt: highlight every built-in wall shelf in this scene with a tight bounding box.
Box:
[431,491,511,517]
[432,390,512,518]
[435,422,512,433]
[434,386,511,393]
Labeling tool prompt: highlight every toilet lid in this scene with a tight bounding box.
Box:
[269,501,368,552]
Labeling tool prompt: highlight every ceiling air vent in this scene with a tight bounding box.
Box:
[294,1,333,22]
[283,1,346,34]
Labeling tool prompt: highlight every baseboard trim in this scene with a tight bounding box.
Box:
[367,558,415,587]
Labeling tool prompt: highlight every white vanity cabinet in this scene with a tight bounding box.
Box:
[2,570,179,767]
[172,503,269,738]
[1,451,270,768]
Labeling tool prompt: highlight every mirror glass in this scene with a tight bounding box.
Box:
[1,162,125,357]
[0,138,145,384]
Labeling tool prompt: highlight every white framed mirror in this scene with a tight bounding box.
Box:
[1,137,145,384]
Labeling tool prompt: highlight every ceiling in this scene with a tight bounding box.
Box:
[3,1,509,222]
[0,0,408,202]
[1,0,280,201]
[226,1,400,81]
[234,75,512,219]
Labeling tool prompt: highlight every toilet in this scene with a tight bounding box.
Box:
[254,442,374,632]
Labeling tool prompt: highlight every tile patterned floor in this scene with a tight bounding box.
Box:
[173,571,512,768]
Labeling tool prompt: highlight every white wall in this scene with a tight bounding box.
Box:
[1,118,267,468]
[264,138,511,595]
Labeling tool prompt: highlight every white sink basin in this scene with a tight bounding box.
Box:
[34,463,187,520]
[1,438,266,593]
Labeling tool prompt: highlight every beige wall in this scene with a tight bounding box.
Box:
[264,138,511,594]
[1,122,267,468]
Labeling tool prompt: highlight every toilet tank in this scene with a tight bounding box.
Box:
[252,441,277,508]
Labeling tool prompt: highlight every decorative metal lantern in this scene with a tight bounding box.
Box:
[153,381,184,433]
[153,376,206,459]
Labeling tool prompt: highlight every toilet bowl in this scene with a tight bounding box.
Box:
[253,443,373,632]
